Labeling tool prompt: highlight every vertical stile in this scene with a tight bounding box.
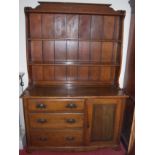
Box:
[65,14,67,80]
[41,14,44,81]
[76,14,80,81]
[26,13,32,85]
[110,16,117,83]
[53,14,55,80]
[77,15,80,81]
[88,15,92,80]
[112,16,117,63]
[115,16,124,86]
[99,16,104,82]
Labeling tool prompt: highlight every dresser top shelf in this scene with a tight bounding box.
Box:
[21,85,128,98]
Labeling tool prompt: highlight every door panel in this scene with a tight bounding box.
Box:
[86,99,125,146]
[91,104,116,141]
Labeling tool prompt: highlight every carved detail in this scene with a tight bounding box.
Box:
[25,2,125,16]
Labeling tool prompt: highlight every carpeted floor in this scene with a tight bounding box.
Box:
[19,144,126,155]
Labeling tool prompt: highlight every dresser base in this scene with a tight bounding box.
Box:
[26,144,121,153]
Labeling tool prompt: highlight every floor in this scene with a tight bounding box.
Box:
[19,144,126,155]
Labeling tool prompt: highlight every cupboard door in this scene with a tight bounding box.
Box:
[86,99,125,146]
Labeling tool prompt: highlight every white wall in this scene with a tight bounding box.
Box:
[19,0,131,89]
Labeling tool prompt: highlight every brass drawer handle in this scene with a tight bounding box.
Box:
[37,118,47,123]
[36,103,46,109]
[66,103,77,109]
[66,118,76,124]
[38,137,47,141]
[65,136,75,141]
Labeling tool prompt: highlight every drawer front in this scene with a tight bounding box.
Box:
[27,99,84,112]
[30,129,83,146]
[29,113,84,129]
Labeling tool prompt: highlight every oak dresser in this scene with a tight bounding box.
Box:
[21,2,128,152]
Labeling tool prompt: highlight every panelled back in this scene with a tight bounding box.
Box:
[27,8,124,86]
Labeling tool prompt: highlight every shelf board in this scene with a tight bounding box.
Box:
[28,38,122,43]
[21,85,128,98]
[28,61,120,66]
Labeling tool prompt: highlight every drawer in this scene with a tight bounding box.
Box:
[27,99,84,112]
[29,113,84,129]
[30,129,83,146]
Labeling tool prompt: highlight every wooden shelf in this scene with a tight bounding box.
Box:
[21,85,128,98]
[28,61,120,66]
[28,38,122,43]
[26,8,123,86]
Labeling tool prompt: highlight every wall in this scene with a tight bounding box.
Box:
[19,0,131,89]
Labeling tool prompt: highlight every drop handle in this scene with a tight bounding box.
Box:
[37,118,47,123]
[36,103,46,109]
[66,118,76,124]
[38,137,47,141]
[66,103,77,108]
[65,136,75,141]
